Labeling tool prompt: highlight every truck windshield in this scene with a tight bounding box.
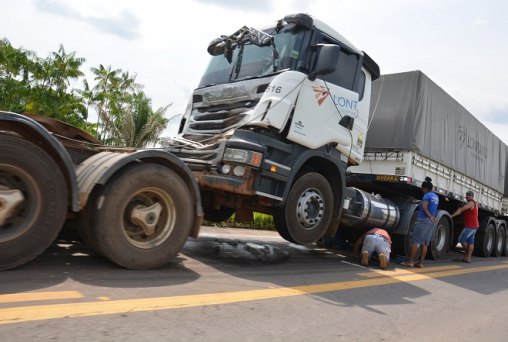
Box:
[198,26,307,88]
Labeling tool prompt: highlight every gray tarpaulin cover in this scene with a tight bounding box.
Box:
[505,150,508,194]
[367,70,507,194]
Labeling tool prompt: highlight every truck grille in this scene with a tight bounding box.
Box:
[162,137,226,171]
[185,100,258,138]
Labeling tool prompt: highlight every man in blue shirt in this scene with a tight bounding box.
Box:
[401,177,439,268]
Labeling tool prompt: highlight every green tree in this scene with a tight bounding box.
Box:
[1,40,169,146]
[87,64,169,147]
[117,92,170,147]
[90,64,124,142]
[0,38,33,113]
[0,39,89,130]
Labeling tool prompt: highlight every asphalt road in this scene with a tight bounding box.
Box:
[1,226,508,342]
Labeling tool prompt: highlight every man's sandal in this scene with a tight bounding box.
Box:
[453,258,471,263]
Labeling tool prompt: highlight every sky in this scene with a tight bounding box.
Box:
[1,0,507,143]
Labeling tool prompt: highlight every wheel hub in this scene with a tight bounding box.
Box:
[122,188,175,249]
[0,189,24,226]
[130,202,163,236]
[296,189,324,229]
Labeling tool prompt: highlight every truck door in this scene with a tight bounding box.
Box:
[287,45,370,164]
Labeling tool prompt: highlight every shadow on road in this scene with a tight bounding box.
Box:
[179,230,508,312]
[0,237,200,294]
[2,227,507,313]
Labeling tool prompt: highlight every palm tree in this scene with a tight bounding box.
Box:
[2,40,170,144]
[47,44,86,93]
[0,40,87,127]
[131,98,170,148]
[90,64,122,142]
[0,39,33,112]
[25,45,87,125]
[110,92,170,148]
[87,64,167,146]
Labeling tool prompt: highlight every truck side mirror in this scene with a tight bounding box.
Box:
[207,37,226,56]
[309,44,340,80]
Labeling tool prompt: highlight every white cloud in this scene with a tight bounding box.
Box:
[193,0,273,11]
[472,17,488,28]
[1,0,507,143]
[33,0,141,39]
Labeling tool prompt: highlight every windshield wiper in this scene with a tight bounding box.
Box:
[271,38,279,72]
[230,44,245,80]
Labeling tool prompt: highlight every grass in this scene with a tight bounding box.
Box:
[204,212,275,231]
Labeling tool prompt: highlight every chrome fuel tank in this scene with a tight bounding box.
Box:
[340,187,400,230]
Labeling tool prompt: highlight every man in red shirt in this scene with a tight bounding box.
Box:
[353,228,392,269]
[451,190,480,263]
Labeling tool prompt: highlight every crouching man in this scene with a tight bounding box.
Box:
[353,228,392,269]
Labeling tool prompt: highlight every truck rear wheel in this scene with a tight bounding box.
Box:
[475,220,495,257]
[428,215,450,260]
[91,164,194,269]
[273,172,333,244]
[0,134,67,270]
[492,225,505,257]
[501,223,508,257]
[76,188,103,256]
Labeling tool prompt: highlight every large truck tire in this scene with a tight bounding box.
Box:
[273,172,333,244]
[0,134,67,270]
[76,189,103,256]
[501,223,508,257]
[428,215,450,260]
[89,163,194,269]
[475,219,495,257]
[492,224,505,257]
[272,209,296,243]
[392,212,418,258]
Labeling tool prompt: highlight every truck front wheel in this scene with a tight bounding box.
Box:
[91,164,194,269]
[0,134,67,270]
[273,172,333,244]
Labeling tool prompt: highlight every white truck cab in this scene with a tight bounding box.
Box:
[168,13,380,245]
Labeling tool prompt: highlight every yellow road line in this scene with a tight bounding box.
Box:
[1,263,507,325]
[0,291,83,304]
[357,265,462,278]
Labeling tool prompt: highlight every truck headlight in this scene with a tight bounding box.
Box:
[220,164,232,175]
[233,165,246,177]
[223,148,262,167]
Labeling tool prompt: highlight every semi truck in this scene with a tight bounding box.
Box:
[1,13,507,270]
[168,13,508,259]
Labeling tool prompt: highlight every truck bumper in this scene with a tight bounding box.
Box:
[194,170,257,196]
